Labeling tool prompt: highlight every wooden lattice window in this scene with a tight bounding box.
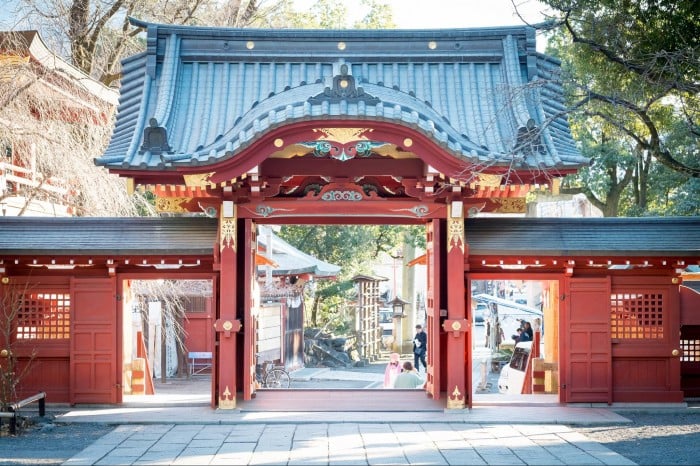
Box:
[680,339,700,362]
[610,292,664,339]
[182,296,207,313]
[16,292,71,340]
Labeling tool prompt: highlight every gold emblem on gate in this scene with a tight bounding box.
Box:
[451,321,461,331]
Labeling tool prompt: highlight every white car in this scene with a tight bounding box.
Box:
[497,341,532,394]
[473,302,488,325]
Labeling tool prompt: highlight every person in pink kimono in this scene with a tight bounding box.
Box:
[383,352,402,388]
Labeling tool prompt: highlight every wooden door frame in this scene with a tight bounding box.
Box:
[466,272,565,403]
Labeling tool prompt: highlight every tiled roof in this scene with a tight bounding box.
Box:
[464,217,700,257]
[1,217,697,260]
[0,30,119,105]
[95,20,587,173]
[257,225,340,277]
[0,216,217,256]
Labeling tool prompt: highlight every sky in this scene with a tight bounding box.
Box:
[1,0,550,30]
[385,0,550,29]
[0,0,551,54]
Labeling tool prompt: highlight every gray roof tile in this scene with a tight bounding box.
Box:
[1,217,697,260]
[96,21,587,173]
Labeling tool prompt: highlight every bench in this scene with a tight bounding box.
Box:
[0,391,46,434]
[188,351,212,376]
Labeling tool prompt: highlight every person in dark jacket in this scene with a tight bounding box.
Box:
[413,324,427,373]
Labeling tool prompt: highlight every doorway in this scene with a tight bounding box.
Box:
[253,223,429,392]
[470,278,560,404]
[119,277,214,406]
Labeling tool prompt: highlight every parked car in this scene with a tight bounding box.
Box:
[497,341,532,394]
[473,302,488,325]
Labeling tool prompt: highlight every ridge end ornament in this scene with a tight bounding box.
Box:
[308,64,380,105]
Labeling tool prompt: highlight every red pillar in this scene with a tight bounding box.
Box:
[213,201,241,409]
[442,201,468,410]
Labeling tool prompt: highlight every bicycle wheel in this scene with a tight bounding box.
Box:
[265,368,290,388]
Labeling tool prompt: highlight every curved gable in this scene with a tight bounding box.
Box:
[96,20,586,183]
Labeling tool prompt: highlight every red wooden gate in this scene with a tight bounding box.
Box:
[243,220,258,400]
[70,277,117,404]
[425,219,441,400]
[562,277,612,403]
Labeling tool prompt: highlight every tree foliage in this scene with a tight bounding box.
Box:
[11,0,394,86]
[0,282,37,408]
[0,31,154,216]
[277,224,422,327]
[537,0,700,215]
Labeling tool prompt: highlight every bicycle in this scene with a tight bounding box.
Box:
[255,358,291,388]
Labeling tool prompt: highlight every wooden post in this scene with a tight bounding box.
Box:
[214,200,240,409]
[444,201,468,410]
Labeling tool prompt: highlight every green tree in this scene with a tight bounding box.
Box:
[280,0,394,29]
[538,1,700,215]
[278,225,421,328]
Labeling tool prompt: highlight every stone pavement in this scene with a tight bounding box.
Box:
[61,420,636,466]
[52,365,649,465]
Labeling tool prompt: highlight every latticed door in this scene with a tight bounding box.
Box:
[608,278,682,402]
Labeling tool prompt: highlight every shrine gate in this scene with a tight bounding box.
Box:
[1,20,698,409]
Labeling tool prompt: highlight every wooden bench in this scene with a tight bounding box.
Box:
[0,391,46,434]
[188,351,212,376]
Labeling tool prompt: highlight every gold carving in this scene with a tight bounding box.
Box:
[218,385,236,409]
[314,128,372,144]
[223,320,233,331]
[446,385,465,410]
[451,321,461,331]
[220,217,236,252]
[156,197,190,213]
[478,174,502,187]
[274,138,284,148]
[447,216,464,254]
[491,198,526,213]
[403,138,413,147]
[183,173,215,188]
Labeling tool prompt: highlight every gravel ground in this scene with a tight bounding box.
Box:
[1,408,699,465]
[0,414,114,465]
[573,410,700,466]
